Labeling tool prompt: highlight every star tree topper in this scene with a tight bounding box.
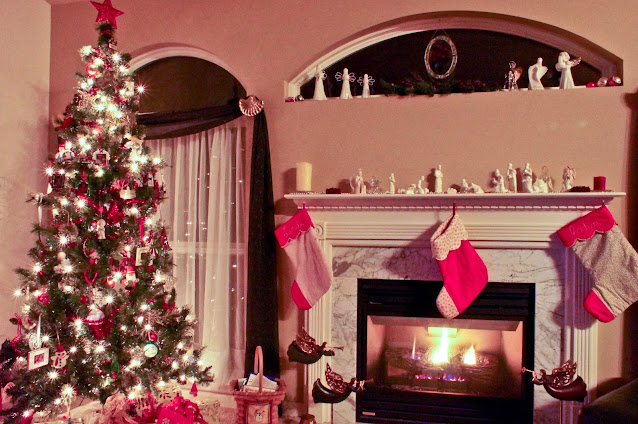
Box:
[91,0,124,28]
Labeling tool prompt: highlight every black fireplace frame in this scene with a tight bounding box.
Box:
[357,279,535,424]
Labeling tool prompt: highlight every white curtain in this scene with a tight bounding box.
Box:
[146,117,247,388]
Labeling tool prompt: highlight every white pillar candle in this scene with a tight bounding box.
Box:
[296,162,312,192]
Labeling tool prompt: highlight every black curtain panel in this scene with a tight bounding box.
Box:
[244,111,280,378]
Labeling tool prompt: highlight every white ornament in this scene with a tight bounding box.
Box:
[556,52,581,89]
[521,163,534,193]
[492,169,507,193]
[533,178,549,193]
[336,68,355,99]
[350,168,366,194]
[469,183,484,193]
[416,176,428,194]
[313,66,327,101]
[52,346,68,369]
[506,163,517,193]
[434,165,443,193]
[528,57,548,90]
[388,173,396,194]
[562,166,575,191]
[459,179,470,193]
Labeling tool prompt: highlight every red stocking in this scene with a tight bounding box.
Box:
[275,208,332,310]
[431,213,488,318]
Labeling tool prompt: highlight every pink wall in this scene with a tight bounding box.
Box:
[0,1,50,340]
[49,0,638,397]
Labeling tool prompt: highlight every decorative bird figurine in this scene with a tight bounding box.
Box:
[523,359,587,401]
[287,328,341,365]
[312,363,358,404]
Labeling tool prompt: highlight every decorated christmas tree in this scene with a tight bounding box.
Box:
[2,2,211,422]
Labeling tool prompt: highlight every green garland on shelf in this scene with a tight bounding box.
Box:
[379,78,501,96]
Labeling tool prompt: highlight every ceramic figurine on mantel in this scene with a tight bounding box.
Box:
[434,164,444,193]
[388,173,396,194]
[460,179,470,193]
[351,168,366,194]
[528,57,548,90]
[556,52,581,89]
[492,169,507,193]
[533,177,549,193]
[506,163,517,193]
[357,73,375,98]
[313,65,327,101]
[562,166,575,191]
[335,68,355,99]
[540,165,554,192]
[521,163,534,193]
[469,182,484,193]
[417,176,429,194]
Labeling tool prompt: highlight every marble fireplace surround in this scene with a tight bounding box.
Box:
[285,192,625,424]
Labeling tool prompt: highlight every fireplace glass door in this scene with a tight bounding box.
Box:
[357,280,535,424]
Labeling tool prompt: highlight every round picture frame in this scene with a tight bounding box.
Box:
[424,35,458,80]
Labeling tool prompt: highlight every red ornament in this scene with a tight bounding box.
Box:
[586,82,597,88]
[38,293,50,305]
[149,331,158,342]
[80,295,88,304]
[190,382,198,397]
[91,0,124,29]
[85,308,113,340]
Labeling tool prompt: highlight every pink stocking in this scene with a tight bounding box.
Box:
[431,213,488,318]
[275,208,332,310]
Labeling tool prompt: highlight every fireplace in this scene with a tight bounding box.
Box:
[284,192,624,424]
[357,279,535,423]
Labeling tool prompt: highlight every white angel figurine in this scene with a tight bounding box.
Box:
[528,57,548,90]
[434,165,443,193]
[337,68,355,99]
[506,163,517,193]
[556,52,581,89]
[313,65,327,101]
[492,169,507,193]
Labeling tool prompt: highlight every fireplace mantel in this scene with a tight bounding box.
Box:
[285,192,624,211]
[283,192,626,424]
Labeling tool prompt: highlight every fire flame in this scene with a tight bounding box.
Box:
[430,328,450,364]
[463,345,477,365]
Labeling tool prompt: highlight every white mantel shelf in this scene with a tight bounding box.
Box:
[285,192,625,211]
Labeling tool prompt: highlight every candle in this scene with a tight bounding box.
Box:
[411,333,416,359]
[296,162,312,192]
[593,176,606,191]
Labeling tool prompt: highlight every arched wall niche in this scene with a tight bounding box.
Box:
[129,43,249,93]
[285,11,622,98]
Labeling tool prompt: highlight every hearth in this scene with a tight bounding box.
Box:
[357,279,535,424]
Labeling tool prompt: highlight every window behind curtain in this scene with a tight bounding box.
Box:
[146,118,247,387]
